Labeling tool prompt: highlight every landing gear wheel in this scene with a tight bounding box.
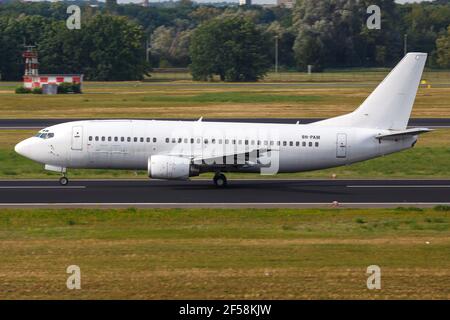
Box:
[59,176,69,186]
[213,173,227,188]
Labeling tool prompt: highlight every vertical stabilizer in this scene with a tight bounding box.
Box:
[313,53,427,130]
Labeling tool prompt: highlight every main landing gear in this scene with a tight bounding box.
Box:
[59,175,69,186]
[213,173,227,188]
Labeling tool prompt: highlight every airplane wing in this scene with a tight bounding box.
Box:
[168,147,278,168]
[375,128,433,140]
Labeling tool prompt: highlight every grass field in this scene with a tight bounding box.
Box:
[0,75,449,119]
[147,70,450,83]
[1,129,449,179]
[0,207,449,299]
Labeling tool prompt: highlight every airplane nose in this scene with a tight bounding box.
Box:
[15,140,26,156]
[14,138,33,158]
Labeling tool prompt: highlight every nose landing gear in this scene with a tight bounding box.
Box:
[213,173,227,188]
[59,175,69,186]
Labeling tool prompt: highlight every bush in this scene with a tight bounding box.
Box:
[57,82,82,94]
[15,86,31,94]
[57,82,73,94]
[32,87,42,94]
[72,83,82,94]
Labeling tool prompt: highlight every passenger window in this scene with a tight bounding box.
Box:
[172,138,176,143]
[127,137,131,142]
[296,141,299,147]
[315,142,319,147]
[204,139,208,144]
[302,141,306,147]
[114,137,118,142]
[238,140,242,145]
[212,139,216,144]
[309,142,313,147]
[101,136,105,141]
[232,140,236,144]
[270,141,274,146]
[153,138,157,143]
[108,137,112,142]
[277,141,281,146]
[251,140,255,145]
[190,138,194,144]
[219,139,222,144]
[166,138,169,143]
[197,138,201,144]
[245,140,249,145]
[289,141,293,146]
[121,137,124,142]
[264,141,268,146]
[283,141,287,146]
[178,138,182,143]
[89,136,92,141]
[95,136,99,141]
[225,139,229,144]
[184,138,188,143]
[146,137,150,143]
[133,137,137,142]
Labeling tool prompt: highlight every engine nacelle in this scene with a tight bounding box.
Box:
[148,155,199,180]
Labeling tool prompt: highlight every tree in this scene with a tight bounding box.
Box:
[265,21,295,69]
[0,15,50,80]
[189,16,270,81]
[292,0,403,70]
[81,15,150,80]
[150,23,193,67]
[436,25,450,68]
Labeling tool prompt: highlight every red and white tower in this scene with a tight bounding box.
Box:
[23,45,39,76]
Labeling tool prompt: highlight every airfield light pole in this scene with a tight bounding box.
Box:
[146,36,150,63]
[275,35,279,73]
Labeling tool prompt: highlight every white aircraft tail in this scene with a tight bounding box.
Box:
[313,53,427,130]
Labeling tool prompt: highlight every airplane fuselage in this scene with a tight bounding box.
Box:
[16,119,416,175]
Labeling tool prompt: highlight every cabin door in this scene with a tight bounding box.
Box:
[336,133,347,158]
[71,126,83,151]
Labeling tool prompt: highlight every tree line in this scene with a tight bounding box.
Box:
[0,0,449,82]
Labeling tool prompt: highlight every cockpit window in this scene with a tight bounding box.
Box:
[35,131,55,139]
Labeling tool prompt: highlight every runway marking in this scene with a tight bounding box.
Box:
[347,185,450,188]
[0,202,448,207]
[0,186,85,189]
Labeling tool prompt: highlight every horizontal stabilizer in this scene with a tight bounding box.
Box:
[375,128,432,140]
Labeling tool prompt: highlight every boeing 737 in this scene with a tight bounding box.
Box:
[15,53,431,187]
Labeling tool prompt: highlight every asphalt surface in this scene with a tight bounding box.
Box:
[0,179,448,208]
[1,118,450,129]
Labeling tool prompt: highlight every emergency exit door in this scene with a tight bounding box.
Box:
[336,133,347,158]
[71,126,83,150]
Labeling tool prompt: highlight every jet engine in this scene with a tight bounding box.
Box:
[148,155,199,180]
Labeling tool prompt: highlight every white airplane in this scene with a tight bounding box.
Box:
[15,53,431,187]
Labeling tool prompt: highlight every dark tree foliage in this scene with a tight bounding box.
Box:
[0,0,449,81]
[292,0,404,70]
[189,16,271,81]
[0,13,150,80]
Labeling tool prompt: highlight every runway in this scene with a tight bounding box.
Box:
[1,118,450,129]
[0,179,448,208]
